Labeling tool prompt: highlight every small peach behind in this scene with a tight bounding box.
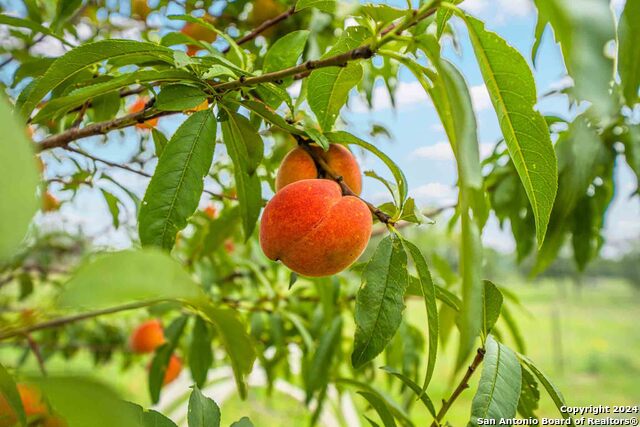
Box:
[128,98,158,129]
[181,18,218,56]
[0,383,48,426]
[131,0,151,20]
[276,144,362,195]
[260,179,372,277]
[163,354,182,385]
[129,319,165,354]
[42,191,60,212]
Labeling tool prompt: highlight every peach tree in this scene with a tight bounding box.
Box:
[0,0,638,426]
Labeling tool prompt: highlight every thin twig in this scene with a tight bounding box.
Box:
[430,348,486,427]
[222,6,297,53]
[0,301,158,341]
[64,146,235,200]
[25,333,48,376]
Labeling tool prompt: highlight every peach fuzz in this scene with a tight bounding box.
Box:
[275,144,362,195]
[260,180,372,277]
[129,319,165,354]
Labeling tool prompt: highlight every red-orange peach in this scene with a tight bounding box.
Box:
[163,354,182,385]
[128,97,158,129]
[275,144,362,195]
[129,319,165,354]
[260,180,372,277]
[0,383,48,427]
[181,19,218,56]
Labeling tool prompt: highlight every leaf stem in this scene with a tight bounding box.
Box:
[430,347,486,427]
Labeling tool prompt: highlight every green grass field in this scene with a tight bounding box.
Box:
[220,278,640,426]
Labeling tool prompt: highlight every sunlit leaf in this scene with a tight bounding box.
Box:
[156,84,208,111]
[0,96,39,261]
[139,110,217,250]
[470,336,521,426]
[618,0,640,106]
[187,386,221,427]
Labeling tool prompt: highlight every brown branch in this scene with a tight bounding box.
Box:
[36,4,437,152]
[25,333,48,376]
[295,136,394,225]
[0,301,157,341]
[222,6,297,53]
[430,348,486,427]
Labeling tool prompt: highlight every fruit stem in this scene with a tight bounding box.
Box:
[294,136,395,225]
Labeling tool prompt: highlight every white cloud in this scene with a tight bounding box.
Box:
[411,141,494,161]
[412,141,454,161]
[351,81,431,113]
[461,0,534,23]
[411,183,458,206]
[470,84,491,112]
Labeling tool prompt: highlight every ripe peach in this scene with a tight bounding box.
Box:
[249,0,284,36]
[42,191,60,212]
[181,19,218,56]
[131,0,151,20]
[163,354,182,385]
[129,319,165,354]
[276,144,362,195]
[203,203,217,219]
[0,383,48,426]
[128,97,158,129]
[260,180,372,276]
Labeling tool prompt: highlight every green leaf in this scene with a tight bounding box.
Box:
[361,4,406,26]
[465,15,558,247]
[482,280,503,336]
[20,39,175,118]
[101,189,121,229]
[198,306,256,399]
[149,316,188,403]
[456,210,483,369]
[139,110,217,250]
[400,240,438,392]
[263,31,309,74]
[357,391,397,427]
[352,235,408,369]
[230,417,254,427]
[156,84,208,112]
[326,131,408,207]
[0,363,26,427]
[470,336,522,426]
[91,91,121,122]
[336,379,413,426]
[189,316,214,387]
[380,367,436,418]
[295,0,336,13]
[419,43,482,190]
[142,410,178,427]
[36,377,140,427]
[517,366,540,419]
[618,0,640,106]
[0,96,39,262]
[187,386,221,427]
[518,355,573,422]
[0,14,70,46]
[59,249,204,309]
[306,316,342,400]
[233,99,304,135]
[308,26,368,131]
[533,0,615,116]
[220,108,264,239]
[152,128,169,157]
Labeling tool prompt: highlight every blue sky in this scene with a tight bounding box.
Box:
[2,0,638,257]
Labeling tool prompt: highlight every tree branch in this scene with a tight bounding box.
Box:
[36,4,438,152]
[0,301,157,341]
[222,6,297,53]
[430,348,486,427]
